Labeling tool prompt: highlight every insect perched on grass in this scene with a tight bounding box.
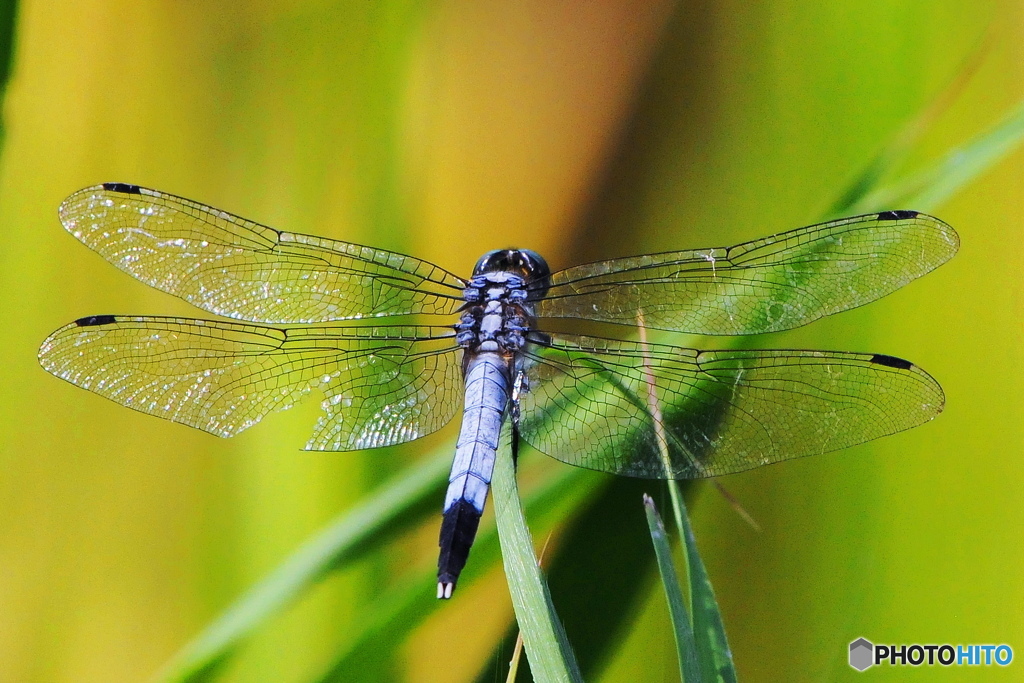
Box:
[39,183,958,597]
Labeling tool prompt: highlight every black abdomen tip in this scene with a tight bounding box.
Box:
[437,499,483,599]
[75,315,117,327]
[102,183,142,194]
[876,210,919,221]
[870,353,913,370]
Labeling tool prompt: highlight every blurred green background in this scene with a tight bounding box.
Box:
[0,1,1022,681]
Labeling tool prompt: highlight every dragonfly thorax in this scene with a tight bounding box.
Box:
[456,270,535,355]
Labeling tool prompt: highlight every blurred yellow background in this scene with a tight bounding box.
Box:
[0,1,1021,681]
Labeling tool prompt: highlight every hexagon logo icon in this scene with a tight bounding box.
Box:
[849,638,874,671]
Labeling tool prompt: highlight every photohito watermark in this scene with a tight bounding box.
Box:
[849,638,1013,671]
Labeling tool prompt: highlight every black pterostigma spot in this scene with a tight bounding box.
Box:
[102,182,143,195]
[74,315,117,327]
[876,210,919,221]
[870,353,913,370]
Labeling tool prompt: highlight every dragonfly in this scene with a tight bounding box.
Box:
[39,183,959,599]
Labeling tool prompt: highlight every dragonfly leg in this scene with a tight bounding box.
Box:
[510,369,528,467]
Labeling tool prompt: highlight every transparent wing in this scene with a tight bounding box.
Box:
[39,316,463,451]
[517,333,943,478]
[60,184,466,323]
[536,211,958,335]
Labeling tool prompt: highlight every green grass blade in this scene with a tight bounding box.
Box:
[828,41,990,216]
[667,483,737,683]
[472,476,662,683]
[311,461,596,683]
[157,449,451,683]
[492,434,583,683]
[848,98,1024,214]
[643,494,700,683]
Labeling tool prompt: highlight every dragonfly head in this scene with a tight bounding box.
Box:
[472,249,551,297]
